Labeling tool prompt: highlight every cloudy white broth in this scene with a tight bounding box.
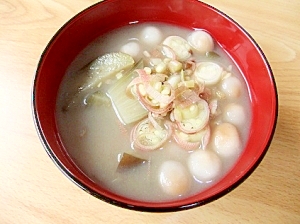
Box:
[56,22,252,202]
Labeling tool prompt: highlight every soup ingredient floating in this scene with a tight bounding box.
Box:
[130,114,173,151]
[117,153,148,172]
[59,25,248,199]
[187,30,214,53]
[159,160,191,196]
[107,60,148,124]
[62,52,135,111]
[82,52,134,90]
[188,149,222,182]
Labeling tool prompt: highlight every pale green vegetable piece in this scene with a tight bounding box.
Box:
[62,52,134,112]
[107,60,148,125]
[81,52,134,90]
[85,91,110,107]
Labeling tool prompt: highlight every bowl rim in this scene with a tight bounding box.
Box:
[32,0,278,212]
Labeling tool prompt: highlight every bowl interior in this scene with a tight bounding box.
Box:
[33,0,277,212]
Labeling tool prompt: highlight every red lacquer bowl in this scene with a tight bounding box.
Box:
[32,0,277,212]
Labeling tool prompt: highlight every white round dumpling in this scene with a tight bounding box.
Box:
[159,160,191,196]
[140,26,162,45]
[188,149,222,182]
[187,30,214,53]
[221,76,242,98]
[223,103,246,126]
[212,122,241,157]
[120,42,140,58]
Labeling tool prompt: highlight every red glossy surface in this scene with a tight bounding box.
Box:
[33,0,277,212]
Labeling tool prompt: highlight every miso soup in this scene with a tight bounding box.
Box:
[56,22,251,202]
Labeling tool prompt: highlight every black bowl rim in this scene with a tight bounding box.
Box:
[32,0,278,213]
